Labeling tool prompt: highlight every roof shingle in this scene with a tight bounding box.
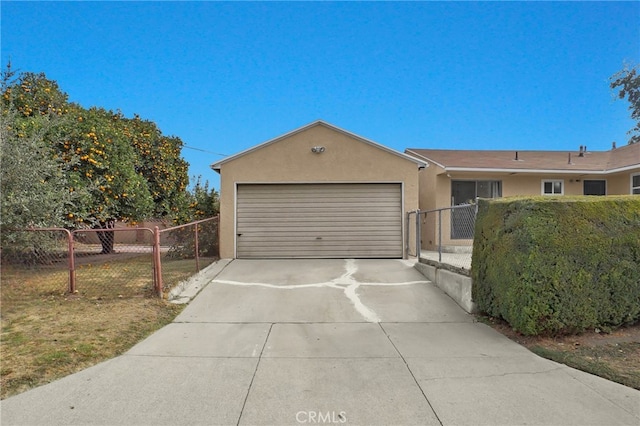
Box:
[406,143,640,173]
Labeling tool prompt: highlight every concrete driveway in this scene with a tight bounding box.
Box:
[2,259,639,425]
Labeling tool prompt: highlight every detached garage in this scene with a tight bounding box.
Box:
[237,183,402,258]
[212,121,424,259]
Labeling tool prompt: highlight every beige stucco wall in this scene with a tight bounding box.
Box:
[216,124,421,258]
[608,170,640,194]
[418,167,640,250]
[416,164,447,250]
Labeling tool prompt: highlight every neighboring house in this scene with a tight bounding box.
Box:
[211,121,425,259]
[406,142,640,251]
[212,121,639,259]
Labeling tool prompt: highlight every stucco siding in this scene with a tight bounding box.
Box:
[216,124,420,258]
[609,170,640,194]
[419,169,640,251]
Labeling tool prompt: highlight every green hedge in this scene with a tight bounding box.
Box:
[471,196,640,336]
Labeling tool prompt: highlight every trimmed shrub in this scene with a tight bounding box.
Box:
[471,196,640,336]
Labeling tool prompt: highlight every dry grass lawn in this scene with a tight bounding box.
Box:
[0,255,205,399]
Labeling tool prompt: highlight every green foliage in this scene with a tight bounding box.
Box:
[0,66,84,262]
[167,178,220,260]
[1,112,72,229]
[4,70,69,118]
[122,116,190,221]
[472,196,640,336]
[1,67,198,234]
[59,106,154,225]
[188,176,220,219]
[611,64,640,144]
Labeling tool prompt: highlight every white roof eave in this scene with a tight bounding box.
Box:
[211,120,426,171]
[441,165,640,175]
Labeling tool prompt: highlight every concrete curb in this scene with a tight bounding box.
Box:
[168,258,233,304]
[414,261,477,314]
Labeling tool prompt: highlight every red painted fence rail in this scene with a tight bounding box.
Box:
[2,216,219,299]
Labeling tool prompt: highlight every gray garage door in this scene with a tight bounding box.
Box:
[236,183,403,258]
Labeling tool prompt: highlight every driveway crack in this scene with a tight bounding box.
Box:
[378,323,444,426]
[419,366,567,382]
[236,322,273,426]
[211,259,429,323]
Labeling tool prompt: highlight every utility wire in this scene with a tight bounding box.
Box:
[183,145,227,156]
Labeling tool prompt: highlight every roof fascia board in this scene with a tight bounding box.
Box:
[442,166,639,175]
[211,120,425,170]
[406,148,639,175]
[211,121,322,171]
[606,164,640,174]
[319,121,426,167]
[404,149,446,169]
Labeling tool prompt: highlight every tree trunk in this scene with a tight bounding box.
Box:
[97,220,115,254]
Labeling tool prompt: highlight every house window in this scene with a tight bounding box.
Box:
[450,180,501,240]
[542,180,563,195]
[451,180,502,205]
[632,173,640,195]
[583,180,606,196]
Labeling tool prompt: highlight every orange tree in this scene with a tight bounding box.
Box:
[122,115,191,223]
[60,106,154,252]
[167,176,220,259]
[1,68,82,261]
[189,177,219,219]
[2,70,194,253]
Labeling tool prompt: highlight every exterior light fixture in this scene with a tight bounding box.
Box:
[311,146,326,153]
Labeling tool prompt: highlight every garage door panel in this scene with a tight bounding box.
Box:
[238,247,401,258]
[240,236,399,244]
[238,201,399,209]
[237,206,398,213]
[238,230,400,239]
[236,183,402,258]
[238,223,400,230]
[239,193,398,200]
[240,242,401,249]
[238,240,400,252]
[238,187,395,196]
[238,207,399,216]
[238,228,401,236]
[238,218,398,226]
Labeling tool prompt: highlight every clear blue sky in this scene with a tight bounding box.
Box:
[2,1,638,190]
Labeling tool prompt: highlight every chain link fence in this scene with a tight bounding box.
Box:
[1,228,73,301]
[0,216,219,300]
[158,216,219,297]
[408,203,477,272]
[73,228,156,298]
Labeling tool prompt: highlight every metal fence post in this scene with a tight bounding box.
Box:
[438,209,442,263]
[405,212,410,259]
[194,223,200,272]
[415,210,421,259]
[68,230,76,294]
[216,214,221,259]
[153,226,163,298]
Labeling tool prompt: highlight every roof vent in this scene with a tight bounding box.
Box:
[514,151,519,161]
[568,152,573,165]
[612,141,617,150]
[579,145,585,157]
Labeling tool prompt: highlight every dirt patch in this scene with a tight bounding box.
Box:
[481,316,640,390]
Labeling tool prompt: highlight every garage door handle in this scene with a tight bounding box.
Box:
[237,233,242,237]
[316,237,322,240]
